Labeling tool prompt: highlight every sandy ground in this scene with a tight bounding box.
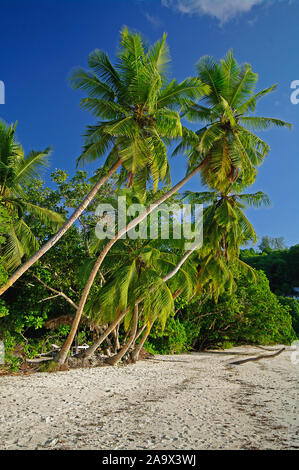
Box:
[0,345,298,450]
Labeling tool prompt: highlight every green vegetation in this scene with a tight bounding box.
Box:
[0,204,9,286]
[241,243,299,296]
[147,270,296,354]
[0,29,296,371]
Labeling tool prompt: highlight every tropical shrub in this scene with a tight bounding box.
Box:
[145,315,189,355]
[278,296,299,337]
[146,270,296,353]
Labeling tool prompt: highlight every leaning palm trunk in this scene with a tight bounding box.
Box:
[134,323,147,344]
[106,304,139,366]
[83,308,130,359]
[125,311,146,352]
[130,321,153,363]
[57,160,207,365]
[0,159,122,296]
[112,325,120,353]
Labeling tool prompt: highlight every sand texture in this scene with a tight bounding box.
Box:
[0,345,298,450]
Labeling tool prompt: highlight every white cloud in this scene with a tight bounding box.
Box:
[162,0,265,24]
[144,12,163,28]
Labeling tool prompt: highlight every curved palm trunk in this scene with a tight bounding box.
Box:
[163,244,200,282]
[126,311,145,351]
[57,161,207,365]
[0,159,122,296]
[106,303,139,366]
[131,321,153,362]
[112,324,120,353]
[134,323,147,344]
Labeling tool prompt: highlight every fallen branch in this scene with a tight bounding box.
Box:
[26,357,54,363]
[229,347,285,365]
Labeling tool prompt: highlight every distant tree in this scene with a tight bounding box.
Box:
[259,235,285,253]
[241,243,299,296]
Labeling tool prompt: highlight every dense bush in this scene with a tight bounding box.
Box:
[146,270,296,354]
[145,316,190,355]
[277,296,299,336]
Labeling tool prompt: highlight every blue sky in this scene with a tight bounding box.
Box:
[0,0,298,247]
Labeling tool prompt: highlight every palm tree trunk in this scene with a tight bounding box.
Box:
[105,303,139,366]
[163,244,200,282]
[0,159,122,296]
[112,324,120,353]
[82,308,130,359]
[56,160,207,365]
[103,332,114,356]
[130,321,153,362]
[127,312,145,351]
[134,323,147,343]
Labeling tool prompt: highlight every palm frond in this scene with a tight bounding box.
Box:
[14,148,51,186]
[239,116,292,131]
[24,202,65,228]
[236,191,271,208]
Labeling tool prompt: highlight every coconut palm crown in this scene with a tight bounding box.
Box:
[70,27,210,195]
[175,50,292,192]
[0,121,64,271]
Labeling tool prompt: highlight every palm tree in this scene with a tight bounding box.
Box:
[56,51,288,364]
[81,237,199,363]
[184,188,270,257]
[57,51,290,365]
[56,158,210,364]
[0,121,64,273]
[0,28,209,296]
[181,187,271,304]
[176,50,292,192]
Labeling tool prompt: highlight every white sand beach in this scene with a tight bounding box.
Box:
[0,345,298,450]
